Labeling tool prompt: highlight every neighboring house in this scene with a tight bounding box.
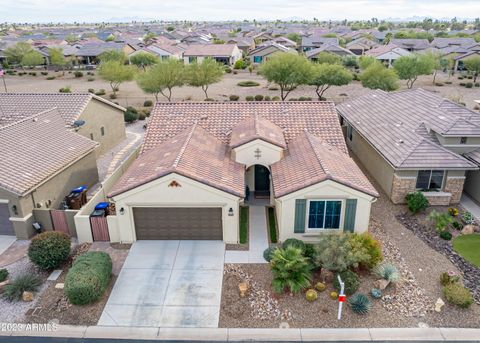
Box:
[0,108,99,239]
[262,36,297,49]
[431,37,476,50]
[390,39,430,52]
[337,89,480,206]
[222,37,255,53]
[346,37,379,55]
[107,102,378,244]
[75,42,136,64]
[453,50,480,71]
[129,43,184,60]
[306,44,355,60]
[301,36,339,52]
[365,44,410,66]
[248,43,297,64]
[182,44,242,65]
[0,93,126,156]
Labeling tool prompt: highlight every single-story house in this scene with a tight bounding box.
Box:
[75,42,137,64]
[390,39,430,52]
[0,108,99,239]
[346,37,379,55]
[182,44,242,65]
[301,36,339,52]
[430,37,476,50]
[129,43,184,60]
[107,102,378,244]
[453,51,480,71]
[337,88,480,206]
[263,36,297,48]
[365,44,411,66]
[0,93,126,156]
[306,44,355,60]
[248,43,297,64]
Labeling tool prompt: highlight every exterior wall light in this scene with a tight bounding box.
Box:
[119,207,125,215]
[228,207,234,216]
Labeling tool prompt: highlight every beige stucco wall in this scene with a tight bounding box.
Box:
[274,180,375,243]
[77,99,126,156]
[232,139,284,168]
[0,150,99,239]
[109,173,241,244]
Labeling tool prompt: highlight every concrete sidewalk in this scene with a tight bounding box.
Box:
[2,325,480,341]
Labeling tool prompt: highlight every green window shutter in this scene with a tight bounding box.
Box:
[344,199,357,232]
[294,199,307,233]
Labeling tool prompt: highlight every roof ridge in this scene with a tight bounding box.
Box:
[304,130,330,176]
[173,121,198,168]
[254,114,260,137]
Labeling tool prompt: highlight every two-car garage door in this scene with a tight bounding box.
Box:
[133,207,223,240]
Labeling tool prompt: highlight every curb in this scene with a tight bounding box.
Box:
[1,325,480,341]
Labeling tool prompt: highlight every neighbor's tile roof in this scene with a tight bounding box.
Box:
[182,44,238,56]
[0,93,125,126]
[301,36,339,47]
[431,37,476,49]
[306,44,354,58]
[109,123,245,197]
[230,115,286,149]
[390,38,430,50]
[0,108,98,196]
[337,89,479,170]
[76,42,127,56]
[143,102,347,154]
[272,131,378,198]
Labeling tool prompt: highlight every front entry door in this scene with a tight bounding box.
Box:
[255,165,270,193]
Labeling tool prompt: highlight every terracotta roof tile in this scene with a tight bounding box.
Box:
[230,115,286,149]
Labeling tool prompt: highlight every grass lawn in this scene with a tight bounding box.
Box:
[267,207,278,243]
[239,206,249,244]
[453,234,480,267]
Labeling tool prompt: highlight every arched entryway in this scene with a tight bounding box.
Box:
[245,164,270,202]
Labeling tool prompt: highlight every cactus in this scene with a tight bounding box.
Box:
[330,291,338,299]
[370,288,382,299]
[348,293,372,314]
[305,289,318,302]
[315,282,326,292]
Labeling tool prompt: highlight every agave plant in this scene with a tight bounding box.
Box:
[348,293,372,314]
[373,263,400,283]
[370,288,382,299]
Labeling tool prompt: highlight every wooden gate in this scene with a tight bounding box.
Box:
[50,209,70,235]
[90,216,110,241]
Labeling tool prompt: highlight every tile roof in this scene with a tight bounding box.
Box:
[390,39,430,50]
[431,37,476,49]
[0,108,98,196]
[306,44,355,58]
[109,123,245,197]
[365,44,410,57]
[230,115,286,149]
[337,89,479,170]
[143,102,347,154]
[182,44,238,57]
[271,131,378,198]
[0,93,125,126]
[76,42,127,57]
[301,36,339,47]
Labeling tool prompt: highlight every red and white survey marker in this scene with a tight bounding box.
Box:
[337,275,346,320]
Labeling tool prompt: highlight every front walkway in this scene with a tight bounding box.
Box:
[225,205,269,264]
[460,193,480,222]
[98,240,224,328]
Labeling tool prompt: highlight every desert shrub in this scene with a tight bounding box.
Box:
[435,82,444,86]
[124,106,139,123]
[234,60,247,69]
[87,77,95,82]
[233,70,238,74]
[272,96,280,101]
[254,94,264,101]
[448,207,459,217]
[475,83,480,87]
[406,192,429,214]
[237,80,260,87]
[270,246,312,294]
[95,89,106,96]
[204,98,215,101]
[143,100,153,107]
[467,75,473,79]
[282,238,306,253]
[245,95,254,101]
[0,268,8,282]
[40,71,48,75]
[314,233,366,272]
[428,210,453,232]
[373,263,400,283]
[440,231,453,240]
[330,291,338,299]
[109,93,117,99]
[348,232,383,269]
[88,88,95,93]
[304,243,315,260]
[348,293,371,314]
[64,251,112,305]
[465,82,473,88]
[445,81,452,84]
[305,289,317,302]
[229,95,240,101]
[458,76,464,80]
[333,270,360,295]
[29,72,37,76]
[224,67,232,74]
[28,231,71,270]
[46,76,55,80]
[459,82,466,86]
[59,86,71,93]
[452,221,463,230]
[443,283,473,308]
[74,71,83,78]
[263,246,277,262]
[138,112,146,120]
[298,97,312,101]
[371,288,382,299]
[268,85,279,90]
[3,274,42,302]
[264,95,271,101]
[440,271,460,286]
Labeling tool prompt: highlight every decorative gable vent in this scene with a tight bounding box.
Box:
[168,180,181,188]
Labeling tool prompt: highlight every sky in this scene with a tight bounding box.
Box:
[1,0,479,23]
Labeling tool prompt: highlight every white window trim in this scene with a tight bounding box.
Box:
[305,199,344,232]
[415,170,445,191]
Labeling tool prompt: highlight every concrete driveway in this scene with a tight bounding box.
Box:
[98,240,225,328]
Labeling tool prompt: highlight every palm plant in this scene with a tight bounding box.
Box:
[270,246,312,294]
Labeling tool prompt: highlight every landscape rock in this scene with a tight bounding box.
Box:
[22,291,34,302]
[461,225,475,235]
[54,283,64,289]
[434,298,445,312]
[374,279,390,290]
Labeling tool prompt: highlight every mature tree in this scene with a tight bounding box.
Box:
[358,55,377,70]
[310,63,353,100]
[136,59,185,102]
[130,52,158,70]
[313,52,342,65]
[464,56,480,82]
[4,42,34,64]
[48,47,67,75]
[98,60,136,95]
[98,49,126,63]
[286,33,301,45]
[186,58,224,99]
[424,51,449,84]
[143,32,157,45]
[260,53,313,101]
[359,63,399,91]
[64,34,78,44]
[393,54,434,88]
[20,51,44,67]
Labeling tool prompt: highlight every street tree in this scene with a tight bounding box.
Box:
[310,63,353,100]
[4,42,34,64]
[98,60,136,96]
[98,49,126,63]
[130,52,159,70]
[393,54,434,88]
[136,59,185,102]
[186,58,224,99]
[48,47,67,75]
[20,51,44,68]
[464,56,480,83]
[424,51,449,84]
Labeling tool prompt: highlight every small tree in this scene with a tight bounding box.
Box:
[143,32,157,45]
[49,47,67,75]
[358,55,377,70]
[464,56,480,83]
[270,246,312,294]
[98,49,126,63]
[310,63,352,100]
[260,53,313,101]
[98,60,136,96]
[424,51,449,84]
[393,54,434,88]
[137,59,185,102]
[5,42,34,64]
[20,51,44,68]
[186,58,224,99]
[313,52,342,65]
[359,63,399,91]
[130,52,159,70]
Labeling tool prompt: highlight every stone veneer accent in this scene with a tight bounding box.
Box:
[390,174,416,204]
[444,176,466,204]
[423,193,451,206]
